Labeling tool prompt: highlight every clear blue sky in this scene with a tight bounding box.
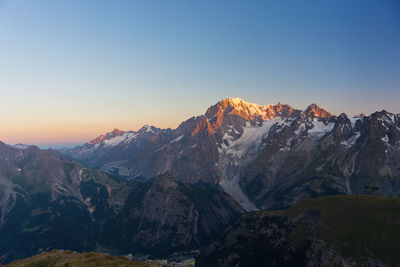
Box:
[0,0,399,146]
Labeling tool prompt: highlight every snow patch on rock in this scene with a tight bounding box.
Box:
[218,119,280,211]
[170,135,184,143]
[308,119,334,136]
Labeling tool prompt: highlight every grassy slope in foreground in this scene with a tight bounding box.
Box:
[3,250,157,267]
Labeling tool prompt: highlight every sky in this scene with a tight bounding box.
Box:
[0,0,399,147]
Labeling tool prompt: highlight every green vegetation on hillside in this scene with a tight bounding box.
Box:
[4,250,158,267]
[287,195,400,265]
[0,185,5,199]
[197,195,400,266]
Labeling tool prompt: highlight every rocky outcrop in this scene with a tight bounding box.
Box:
[305,103,332,118]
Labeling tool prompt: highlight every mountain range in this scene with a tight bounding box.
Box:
[66,97,400,211]
[1,97,400,265]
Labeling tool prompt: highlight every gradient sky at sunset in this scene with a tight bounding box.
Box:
[0,0,399,147]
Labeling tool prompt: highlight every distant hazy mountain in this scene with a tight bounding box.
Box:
[0,142,242,264]
[65,98,400,211]
[13,143,31,150]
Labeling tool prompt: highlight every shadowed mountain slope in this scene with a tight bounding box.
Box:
[0,143,242,264]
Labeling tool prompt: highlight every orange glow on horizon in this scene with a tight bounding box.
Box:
[0,119,182,146]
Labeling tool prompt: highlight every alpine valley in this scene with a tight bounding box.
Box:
[1,98,400,266]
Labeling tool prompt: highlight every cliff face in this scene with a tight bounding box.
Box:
[100,172,244,257]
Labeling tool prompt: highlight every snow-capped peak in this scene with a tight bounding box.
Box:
[139,125,155,133]
[88,129,126,145]
[13,143,30,149]
[224,97,267,115]
[82,125,164,151]
[226,97,260,107]
[205,97,295,121]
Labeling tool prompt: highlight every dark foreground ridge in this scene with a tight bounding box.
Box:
[196,195,400,267]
